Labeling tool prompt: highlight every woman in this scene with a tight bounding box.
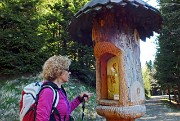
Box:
[36,55,93,121]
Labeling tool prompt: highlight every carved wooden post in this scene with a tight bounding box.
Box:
[69,0,162,121]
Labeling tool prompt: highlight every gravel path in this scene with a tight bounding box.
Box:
[136,95,180,121]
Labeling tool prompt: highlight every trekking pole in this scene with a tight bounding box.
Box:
[82,94,88,121]
[82,98,85,121]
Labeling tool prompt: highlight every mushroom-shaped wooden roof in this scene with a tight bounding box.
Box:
[69,0,162,45]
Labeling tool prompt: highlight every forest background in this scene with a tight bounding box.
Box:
[0,0,179,120]
[0,0,96,86]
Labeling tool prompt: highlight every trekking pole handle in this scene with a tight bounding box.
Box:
[82,94,88,108]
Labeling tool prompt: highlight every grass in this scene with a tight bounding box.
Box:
[160,98,180,110]
[1,75,179,121]
[0,75,105,121]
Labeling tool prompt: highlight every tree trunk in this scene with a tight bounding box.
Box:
[178,84,180,104]
[174,88,177,102]
[168,87,171,102]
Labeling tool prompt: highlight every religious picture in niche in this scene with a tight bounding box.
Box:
[107,56,120,100]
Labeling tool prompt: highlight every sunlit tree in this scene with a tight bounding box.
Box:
[154,0,180,102]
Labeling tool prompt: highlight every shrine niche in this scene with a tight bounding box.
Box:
[94,42,123,104]
[69,0,162,121]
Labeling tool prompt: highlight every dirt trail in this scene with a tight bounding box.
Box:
[136,95,180,121]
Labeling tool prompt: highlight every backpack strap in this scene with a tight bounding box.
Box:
[51,108,61,121]
[60,85,67,97]
[40,82,61,121]
[40,85,59,112]
[43,81,59,90]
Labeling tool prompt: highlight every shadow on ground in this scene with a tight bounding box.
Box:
[136,95,180,121]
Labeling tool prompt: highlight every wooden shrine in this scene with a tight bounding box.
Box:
[69,0,162,121]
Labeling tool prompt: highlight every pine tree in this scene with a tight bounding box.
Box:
[154,0,180,102]
[0,0,47,75]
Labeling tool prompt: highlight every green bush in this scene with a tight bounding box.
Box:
[0,0,49,75]
[70,67,96,87]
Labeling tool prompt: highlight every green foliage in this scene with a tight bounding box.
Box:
[154,0,180,86]
[142,60,161,97]
[161,98,180,110]
[0,0,48,75]
[0,0,96,86]
[69,43,96,86]
[64,79,98,120]
[142,62,152,97]
[36,0,90,56]
[0,76,40,120]
[154,0,180,100]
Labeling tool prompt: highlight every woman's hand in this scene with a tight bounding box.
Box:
[78,92,93,102]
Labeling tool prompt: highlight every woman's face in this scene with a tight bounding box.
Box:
[59,69,71,83]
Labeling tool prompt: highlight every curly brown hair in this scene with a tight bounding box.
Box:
[41,55,71,81]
